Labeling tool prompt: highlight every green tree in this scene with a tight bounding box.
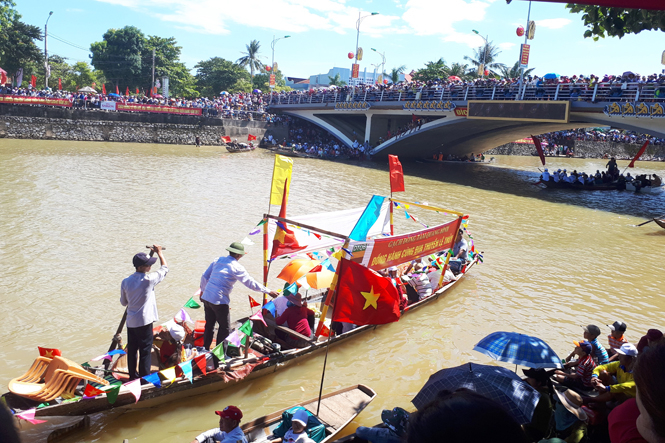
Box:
[0,15,42,79]
[413,58,447,82]
[388,65,406,84]
[68,62,99,90]
[195,57,250,97]
[566,5,665,40]
[90,26,144,88]
[236,39,262,78]
[464,41,506,77]
[141,35,197,97]
[253,66,287,90]
[0,0,18,29]
[229,78,253,94]
[327,73,347,86]
[498,61,535,79]
[444,62,471,80]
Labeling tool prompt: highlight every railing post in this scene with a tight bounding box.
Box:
[309,93,312,103]
[334,91,338,103]
[491,87,496,100]
[464,87,469,101]
[398,92,402,101]
[439,88,444,100]
[635,86,640,102]
[592,83,599,102]
[554,84,560,101]
[380,89,384,102]
[364,89,368,101]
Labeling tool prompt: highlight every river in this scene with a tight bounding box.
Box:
[1,139,663,442]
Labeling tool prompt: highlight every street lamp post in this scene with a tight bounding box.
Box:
[270,35,290,90]
[44,11,53,89]
[354,11,379,84]
[472,29,488,78]
[370,48,386,84]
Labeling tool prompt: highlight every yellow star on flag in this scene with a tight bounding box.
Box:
[43,350,54,358]
[360,286,380,310]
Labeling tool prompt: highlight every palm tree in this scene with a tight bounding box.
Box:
[444,63,470,80]
[328,73,347,86]
[464,41,506,77]
[237,40,262,78]
[389,65,406,84]
[498,61,535,79]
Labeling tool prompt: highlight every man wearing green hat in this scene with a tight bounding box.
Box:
[200,242,278,350]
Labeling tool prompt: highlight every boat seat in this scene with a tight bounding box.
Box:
[8,356,109,402]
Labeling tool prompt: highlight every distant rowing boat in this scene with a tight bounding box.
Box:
[226,143,255,153]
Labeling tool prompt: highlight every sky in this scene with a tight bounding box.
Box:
[18,0,665,80]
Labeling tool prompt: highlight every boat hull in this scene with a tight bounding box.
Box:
[541,180,618,191]
[625,182,664,193]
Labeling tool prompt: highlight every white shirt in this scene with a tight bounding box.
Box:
[195,425,248,443]
[283,429,315,443]
[201,256,269,305]
[120,266,168,328]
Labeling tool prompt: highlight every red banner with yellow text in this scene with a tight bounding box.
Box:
[354,218,462,270]
[115,103,202,115]
[0,95,72,107]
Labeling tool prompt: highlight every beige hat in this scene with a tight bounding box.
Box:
[555,388,587,421]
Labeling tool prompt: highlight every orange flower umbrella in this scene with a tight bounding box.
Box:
[306,268,335,289]
[276,258,320,284]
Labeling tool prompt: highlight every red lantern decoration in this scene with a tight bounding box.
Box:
[484,69,489,76]
[383,79,388,84]
[348,52,354,59]
[265,66,271,71]
[516,26,525,37]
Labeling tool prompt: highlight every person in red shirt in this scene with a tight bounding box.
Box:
[276,293,315,338]
[554,340,596,391]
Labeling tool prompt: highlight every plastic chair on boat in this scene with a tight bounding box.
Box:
[8,356,109,402]
[12,356,53,384]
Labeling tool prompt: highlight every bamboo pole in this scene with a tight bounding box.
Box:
[265,214,348,240]
[390,198,464,217]
[262,216,270,305]
[314,239,350,337]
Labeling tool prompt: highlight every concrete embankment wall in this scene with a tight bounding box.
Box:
[487,140,665,159]
[0,104,288,145]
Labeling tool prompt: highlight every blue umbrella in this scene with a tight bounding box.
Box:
[543,73,559,80]
[108,92,121,97]
[473,331,562,369]
[412,363,540,424]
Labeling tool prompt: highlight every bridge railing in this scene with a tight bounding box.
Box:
[268,82,665,106]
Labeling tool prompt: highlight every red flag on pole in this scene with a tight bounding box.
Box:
[116,85,119,94]
[58,78,62,90]
[136,87,139,95]
[249,296,261,308]
[0,70,7,85]
[248,134,257,141]
[38,346,62,358]
[388,155,405,193]
[531,135,546,166]
[30,75,36,88]
[332,258,401,326]
[83,384,105,397]
[628,141,649,168]
[126,86,129,96]
[102,84,106,95]
[221,136,231,143]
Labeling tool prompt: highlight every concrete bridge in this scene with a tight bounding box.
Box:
[269,83,665,158]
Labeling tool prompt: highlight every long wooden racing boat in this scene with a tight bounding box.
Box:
[541,180,619,190]
[653,219,665,230]
[625,181,664,193]
[195,385,376,443]
[2,258,476,418]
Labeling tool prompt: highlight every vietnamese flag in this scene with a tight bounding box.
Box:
[628,141,649,168]
[332,258,401,326]
[38,346,62,358]
[388,155,405,193]
[249,295,261,308]
[58,78,62,90]
[136,87,139,94]
[221,136,231,143]
[102,84,106,95]
[531,135,546,166]
[248,134,257,141]
[126,86,129,96]
[30,75,36,88]
[83,384,105,397]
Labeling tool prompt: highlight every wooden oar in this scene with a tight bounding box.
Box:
[103,309,127,370]
[637,214,665,227]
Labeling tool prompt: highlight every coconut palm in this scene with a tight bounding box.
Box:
[237,40,263,78]
[464,41,506,77]
[328,73,347,86]
[498,61,535,79]
[389,65,406,84]
[444,62,471,80]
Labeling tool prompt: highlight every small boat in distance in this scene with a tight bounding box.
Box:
[226,142,256,153]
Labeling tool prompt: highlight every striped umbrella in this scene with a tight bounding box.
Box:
[473,331,562,369]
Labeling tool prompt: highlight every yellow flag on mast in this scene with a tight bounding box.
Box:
[270,155,293,206]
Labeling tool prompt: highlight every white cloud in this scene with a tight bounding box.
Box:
[402,0,493,36]
[537,18,572,29]
[443,31,486,49]
[498,42,516,50]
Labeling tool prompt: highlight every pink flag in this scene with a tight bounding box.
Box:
[91,353,113,362]
[124,379,142,403]
[194,288,202,297]
[225,330,243,347]
[174,308,192,324]
[16,408,47,424]
[250,310,267,327]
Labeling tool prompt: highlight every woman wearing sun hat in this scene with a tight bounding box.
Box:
[200,242,279,351]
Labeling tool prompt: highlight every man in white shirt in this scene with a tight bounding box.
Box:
[192,406,248,443]
[120,245,168,380]
[200,242,278,350]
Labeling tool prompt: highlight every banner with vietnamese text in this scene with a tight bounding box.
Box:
[116,103,202,116]
[0,95,72,107]
[352,218,462,270]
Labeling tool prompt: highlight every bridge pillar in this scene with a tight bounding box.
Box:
[364,113,372,144]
